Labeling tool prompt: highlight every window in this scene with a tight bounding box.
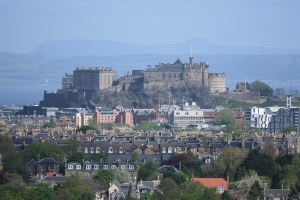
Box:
[121,165,126,170]
[94,165,99,170]
[108,147,113,153]
[49,164,54,170]
[76,165,81,170]
[86,165,91,170]
[168,147,173,153]
[85,147,88,154]
[205,158,211,163]
[119,147,123,154]
[96,147,100,153]
[181,147,185,151]
[217,186,224,192]
[90,147,94,153]
[68,165,73,170]
[78,147,82,152]
[103,165,108,169]
[129,165,134,170]
[162,147,166,153]
[111,165,116,169]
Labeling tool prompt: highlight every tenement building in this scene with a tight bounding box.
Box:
[73,67,116,90]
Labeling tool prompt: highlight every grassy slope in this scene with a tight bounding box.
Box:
[213,96,300,108]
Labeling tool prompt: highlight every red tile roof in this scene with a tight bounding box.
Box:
[193,178,228,191]
[46,172,59,177]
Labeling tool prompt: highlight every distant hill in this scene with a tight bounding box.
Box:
[28,38,300,57]
[0,52,299,91]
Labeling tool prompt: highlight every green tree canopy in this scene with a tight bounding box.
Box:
[94,170,115,188]
[138,160,160,181]
[43,121,53,128]
[214,108,236,126]
[249,80,274,96]
[0,135,15,155]
[129,151,139,163]
[134,121,160,132]
[3,151,23,174]
[25,142,65,161]
[55,174,94,200]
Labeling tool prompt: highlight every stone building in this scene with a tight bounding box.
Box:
[142,57,226,94]
[73,67,116,90]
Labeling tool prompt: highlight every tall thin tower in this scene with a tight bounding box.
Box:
[189,44,194,65]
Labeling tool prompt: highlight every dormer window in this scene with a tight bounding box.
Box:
[94,165,99,170]
[86,165,91,170]
[119,147,123,154]
[168,147,173,153]
[85,147,88,154]
[108,147,113,153]
[68,165,73,170]
[103,165,108,169]
[96,147,100,153]
[162,147,166,153]
[205,158,211,163]
[216,186,224,192]
[78,147,82,152]
[90,147,94,153]
[76,165,81,170]
[111,165,116,169]
[129,165,134,170]
[121,165,126,170]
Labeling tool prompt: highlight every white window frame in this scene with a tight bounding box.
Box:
[68,165,73,170]
[49,164,54,170]
[90,147,94,153]
[103,165,108,169]
[121,165,126,170]
[76,165,81,170]
[96,147,100,153]
[86,165,91,170]
[119,147,123,154]
[108,147,113,154]
[111,165,116,169]
[129,165,134,170]
[168,147,172,153]
[162,147,166,153]
[85,147,88,154]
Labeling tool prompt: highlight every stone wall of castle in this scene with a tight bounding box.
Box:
[218,91,267,104]
[209,73,226,94]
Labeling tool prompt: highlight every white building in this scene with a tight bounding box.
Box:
[168,110,204,128]
[75,112,94,127]
[245,107,272,130]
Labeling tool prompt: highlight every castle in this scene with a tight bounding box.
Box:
[41,57,226,107]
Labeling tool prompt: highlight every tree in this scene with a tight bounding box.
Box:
[3,151,23,174]
[94,170,115,187]
[163,167,188,185]
[134,121,160,132]
[156,178,179,200]
[221,190,233,200]
[248,181,264,200]
[249,80,274,96]
[90,151,108,162]
[0,135,15,155]
[140,191,151,200]
[182,160,202,178]
[99,122,114,130]
[67,151,87,163]
[3,173,24,186]
[164,153,193,169]
[43,122,53,128]
[282,125,297,133]
[25,142,65,161]
[55,174,94,200]
[138,160,159,181]
[34,183,57,200]
[129,152,139,163]
[242,150,277,178]
[214,108,236,126]
[114,167,132,183]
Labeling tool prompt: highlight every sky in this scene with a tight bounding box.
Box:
[0,0,299,54]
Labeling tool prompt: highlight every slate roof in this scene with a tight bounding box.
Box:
[264,189,290,198]
[26,159,37,166]
[38,158,58,164]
